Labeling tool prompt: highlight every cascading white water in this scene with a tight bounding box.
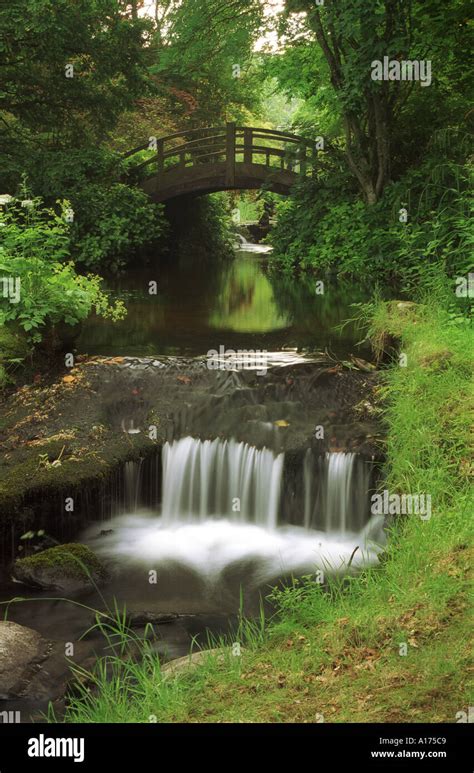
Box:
[87,440,384,592]
[326,452,355,532]
[161,436,284,528]
[304,450,372,533]
[234,232,273,254]
[124,458,143,514]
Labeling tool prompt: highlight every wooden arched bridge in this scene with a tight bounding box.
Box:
[124,123,319,203]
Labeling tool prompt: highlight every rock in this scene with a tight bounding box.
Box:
[12,543,109,594]
[93,611,179,629]
[0,621,97,712]
[0,621,50,699]
[161,648,226,678]
[128,612,179,627]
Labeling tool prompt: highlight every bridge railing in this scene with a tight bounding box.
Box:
[124,124,318,180]
[235,126,317,174]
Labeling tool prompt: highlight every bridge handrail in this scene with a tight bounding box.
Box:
[122,126,224,158]
[123,125,317,161]
[123,122,319,191]
[236,126,317,148]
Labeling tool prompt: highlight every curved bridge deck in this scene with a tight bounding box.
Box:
[124,124,318,203]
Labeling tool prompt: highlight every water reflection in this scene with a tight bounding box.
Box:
[210,253,289,333]
[78,247,372,358]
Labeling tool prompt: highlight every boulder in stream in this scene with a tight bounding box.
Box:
[12,543,109,594]
[0,621,50,699]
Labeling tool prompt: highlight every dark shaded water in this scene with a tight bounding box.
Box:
[78,247,372,359]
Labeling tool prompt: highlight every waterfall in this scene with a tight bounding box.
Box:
[304,450,372,533]
[161,437,284,528]
[87,441,383,590]
[124,459,143,514]
[118,441,374,537]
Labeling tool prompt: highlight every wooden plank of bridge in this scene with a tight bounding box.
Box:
[225,122,236,187]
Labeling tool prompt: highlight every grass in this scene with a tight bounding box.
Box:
[57,297,472,723]
[236,197,261,224]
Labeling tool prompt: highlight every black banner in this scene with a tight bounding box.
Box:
[0,722,470,770]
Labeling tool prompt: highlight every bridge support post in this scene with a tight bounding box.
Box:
[225,122,236,187]
[244,128,252,165]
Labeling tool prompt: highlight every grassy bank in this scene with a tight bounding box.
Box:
[59,299,472,723]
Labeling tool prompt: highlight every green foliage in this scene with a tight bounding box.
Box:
[270,131,473,288]
[0,196,126,342]
[269,0,474,202]
[149,0,263,125]
[0,0,152,145]
[5,149,168,272]
[166,193,234,264]
[70,183,167,272]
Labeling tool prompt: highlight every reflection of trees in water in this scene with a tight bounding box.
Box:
[210,255,289,332]
[164,194,234,308]
[227,277,255,314]
[268,272,369,336]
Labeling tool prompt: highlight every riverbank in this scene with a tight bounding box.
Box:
[57,299,472,723]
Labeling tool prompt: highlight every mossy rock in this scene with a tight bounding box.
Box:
[13,543,109,594]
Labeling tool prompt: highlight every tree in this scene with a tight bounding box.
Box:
[148,0,264,125]
[0,0,152,153]
[282,0,473,203]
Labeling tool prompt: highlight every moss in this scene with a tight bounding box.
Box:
[0,431,154,521]
[0,325,30,387]
[0,324,29,358]
[14,543,108,582]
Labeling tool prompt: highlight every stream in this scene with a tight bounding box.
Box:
[0,240,386,721]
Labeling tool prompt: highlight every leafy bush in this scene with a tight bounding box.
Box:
[14,149,169,272]
[0,196,126,343]
[70,182,167,272]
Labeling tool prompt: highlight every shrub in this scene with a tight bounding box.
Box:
[0,196,126,343]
